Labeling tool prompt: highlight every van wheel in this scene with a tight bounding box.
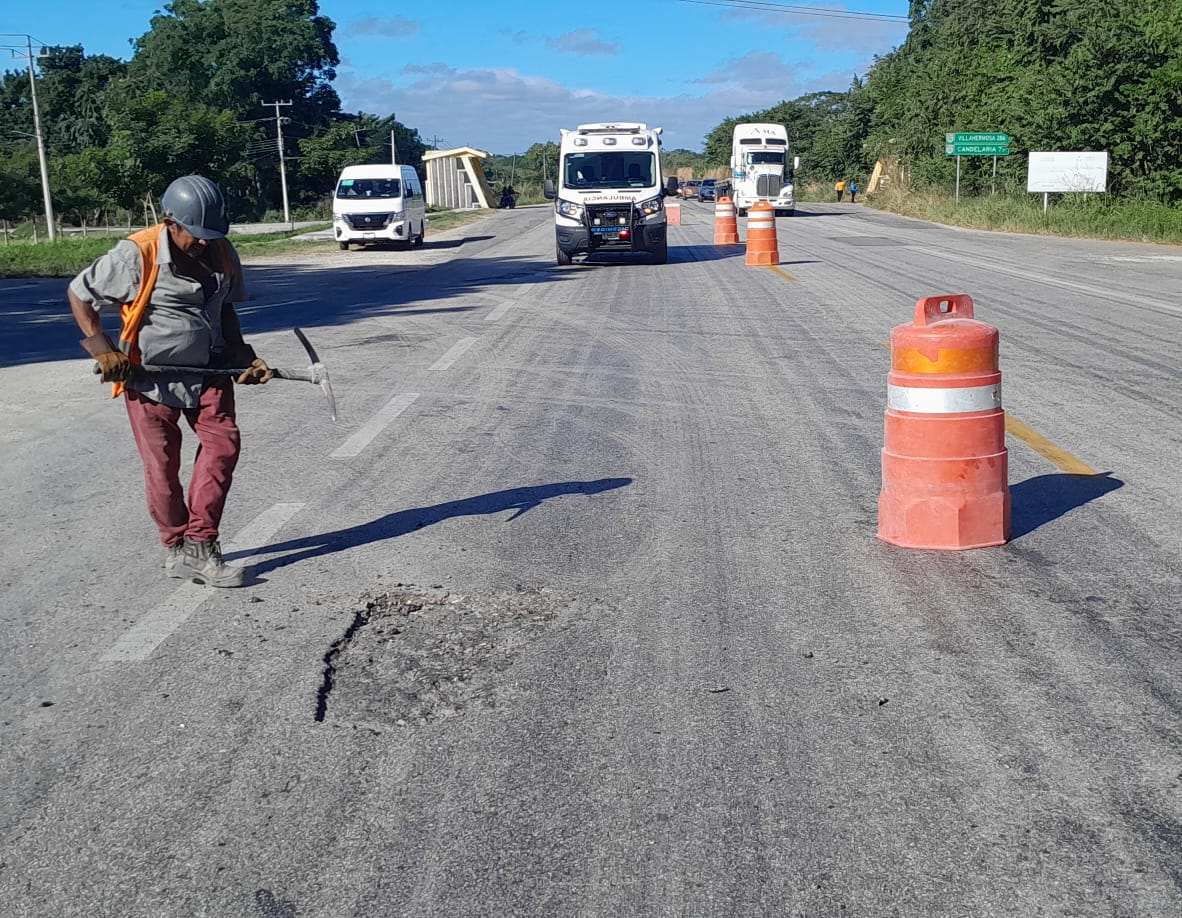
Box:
[556,244,573,266]
[651,238,668,265]
[339,242,349,251]
[414,222,426,247]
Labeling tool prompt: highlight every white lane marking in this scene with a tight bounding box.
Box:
[240,298,316,311]
[101,502,306,663]
[330,393,420,460]
[919,248,1182,317]
[485,301,515,321]
[1102,255,1182,263]
[428,337,477,372]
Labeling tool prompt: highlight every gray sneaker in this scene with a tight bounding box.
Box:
[164,543,185,578]
[175,539,245,588]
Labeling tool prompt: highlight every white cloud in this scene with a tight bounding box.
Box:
[720,6,908,55]
[342,16,420,39]
[334,49,875,154]
[696,51,803,93]
[546,29,618,56]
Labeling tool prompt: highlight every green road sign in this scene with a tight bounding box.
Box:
[946,143,1010,156]
[947,132,1010,144]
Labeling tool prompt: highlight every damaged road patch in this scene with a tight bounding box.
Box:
[315,585,585,728]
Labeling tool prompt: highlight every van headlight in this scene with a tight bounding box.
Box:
[557,200,584,220]
[637,195,663,216]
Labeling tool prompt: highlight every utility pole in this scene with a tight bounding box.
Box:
[2,35,56,241]
[265,100,293,225]
[26,38,55,241]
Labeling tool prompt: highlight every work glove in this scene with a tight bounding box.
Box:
[236,358,273,385]
[95,351,136,383]
[81,333,136,382]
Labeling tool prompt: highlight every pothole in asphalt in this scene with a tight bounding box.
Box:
[315,585,591,729]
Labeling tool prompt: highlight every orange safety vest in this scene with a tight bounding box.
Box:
[109,224,231,397]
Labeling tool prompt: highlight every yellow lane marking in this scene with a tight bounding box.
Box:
[876,342,1097,475]
[1003,416,1097,475]
[766,265,798,282]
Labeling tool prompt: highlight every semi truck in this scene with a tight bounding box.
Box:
[730,123,796,216]
[544,122,680,265]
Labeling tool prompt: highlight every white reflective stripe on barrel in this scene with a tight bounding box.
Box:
[747,217,775,227]
[887,383,1001,413]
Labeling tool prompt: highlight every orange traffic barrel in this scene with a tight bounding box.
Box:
[713,196,739,245]
[877,294,1010,550]
[744,200,779,265]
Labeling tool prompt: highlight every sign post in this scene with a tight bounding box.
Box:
[945,133,1011,203]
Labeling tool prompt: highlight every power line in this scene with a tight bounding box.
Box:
[677,0,909,23]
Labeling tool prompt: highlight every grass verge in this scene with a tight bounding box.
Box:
[863,187,1182,245]
[0,209,496,278]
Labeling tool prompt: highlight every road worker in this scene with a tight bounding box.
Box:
[67,174,272,588]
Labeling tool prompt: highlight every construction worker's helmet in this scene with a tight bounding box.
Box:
[161,175,230,239]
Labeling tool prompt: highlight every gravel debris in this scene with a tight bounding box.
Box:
[317,584,584,728]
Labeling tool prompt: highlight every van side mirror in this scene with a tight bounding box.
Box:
[544,179,556,199]
[664,177,679,197]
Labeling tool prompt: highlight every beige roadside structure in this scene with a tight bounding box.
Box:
[423,147,496,210]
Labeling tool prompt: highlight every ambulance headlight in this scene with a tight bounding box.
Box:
[637,195,663,216]
[557,200,584,220]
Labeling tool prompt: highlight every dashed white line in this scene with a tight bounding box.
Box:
[485,301,516,321]
[428,337,477,371]
[101,502,306,662]
[330,392,420,460]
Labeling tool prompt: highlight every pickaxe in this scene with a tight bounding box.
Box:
[95,327,337,420]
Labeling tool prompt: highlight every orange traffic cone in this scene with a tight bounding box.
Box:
[713,196,739,245]
[877,294,1010,550]
[744,200,779,266]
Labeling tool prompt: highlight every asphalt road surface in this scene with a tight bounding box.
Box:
[2,201,1181,917]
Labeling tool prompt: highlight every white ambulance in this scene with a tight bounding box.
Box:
[332,164,426,250]
[544,123,680,265]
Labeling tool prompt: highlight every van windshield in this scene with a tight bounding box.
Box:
[746,152,785,166]
[563,152,655,190]
[337,178,401,199]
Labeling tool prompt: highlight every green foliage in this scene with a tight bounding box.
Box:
[0,148,42,222]
[859,0,1182,202]
[127,0,341,124]
[298,114,428,201]
[484,142,560,199]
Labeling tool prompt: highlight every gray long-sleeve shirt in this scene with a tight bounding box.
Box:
[69,225,248,408]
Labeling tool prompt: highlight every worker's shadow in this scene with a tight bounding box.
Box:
[1010,471,1122,539]
[234,477,633,578]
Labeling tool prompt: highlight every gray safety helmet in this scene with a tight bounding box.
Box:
[161,175,230,239]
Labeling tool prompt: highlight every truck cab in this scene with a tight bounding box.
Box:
[544,122,680,265]
[730,123,796,216]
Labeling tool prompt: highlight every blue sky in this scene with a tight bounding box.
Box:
[1,1,911,155]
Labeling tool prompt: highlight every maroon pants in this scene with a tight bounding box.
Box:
[124,379,241,547]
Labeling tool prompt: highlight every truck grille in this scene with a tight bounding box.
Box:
[756,174,781,197]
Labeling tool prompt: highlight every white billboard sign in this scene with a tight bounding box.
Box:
[1027,152,1108,193]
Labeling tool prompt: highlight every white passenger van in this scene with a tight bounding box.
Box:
[332,164,426,250]
[543,122,680,265]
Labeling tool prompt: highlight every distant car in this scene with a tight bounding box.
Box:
[680,180,701,199]
[697,179,717,202]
